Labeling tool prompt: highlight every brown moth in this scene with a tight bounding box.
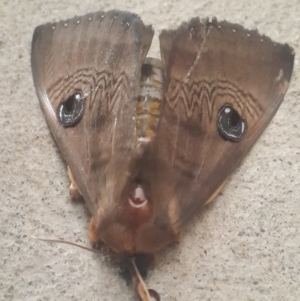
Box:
[31,9,294,299]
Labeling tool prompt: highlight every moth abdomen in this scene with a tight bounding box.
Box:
[136,58,163,143]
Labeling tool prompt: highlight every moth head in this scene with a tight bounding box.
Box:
[57,91,85,127]
[217,104,247,142]
[89,183,180,254]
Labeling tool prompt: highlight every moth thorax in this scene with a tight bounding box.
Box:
[127,184,151,227]
[136,57,163,144]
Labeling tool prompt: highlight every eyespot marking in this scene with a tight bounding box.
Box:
[217,104,246,142]
[57,91,85,127]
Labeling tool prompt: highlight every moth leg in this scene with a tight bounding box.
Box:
[88,217,99,245]
[88,217,108,250]
[168,198,181,243]
[67,166,81,198]
[204,180,227,205]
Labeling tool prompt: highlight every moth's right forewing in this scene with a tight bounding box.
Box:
[155,18,294,225]
[31,11,154,215]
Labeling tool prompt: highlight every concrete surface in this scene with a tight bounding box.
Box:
[1,0,299,300]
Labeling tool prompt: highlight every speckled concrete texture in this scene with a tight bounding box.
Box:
[1,0,299,300]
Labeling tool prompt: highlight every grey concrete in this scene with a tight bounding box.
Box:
[1,0,299,300]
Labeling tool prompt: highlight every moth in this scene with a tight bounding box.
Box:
[31,9,294,299]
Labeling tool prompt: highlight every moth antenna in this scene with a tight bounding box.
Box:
[31,234,102,254]
[131,258,160,301]
[278,120,297,127]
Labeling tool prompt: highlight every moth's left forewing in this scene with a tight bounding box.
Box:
[155,18,294,225]
[31,11,154,215]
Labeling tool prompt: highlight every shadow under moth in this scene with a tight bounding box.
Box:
[31,9,294,300]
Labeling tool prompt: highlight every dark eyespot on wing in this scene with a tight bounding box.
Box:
[58,91,85,127]
[217,104,246,142]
